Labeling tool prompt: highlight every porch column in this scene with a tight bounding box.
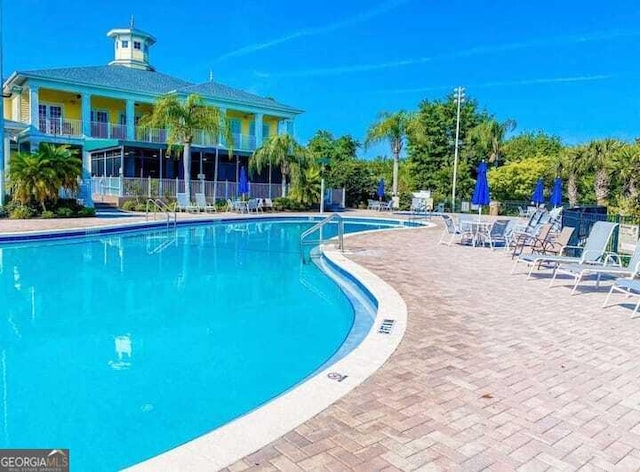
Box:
[254,113,263,147]
[81,93,92,137]
[81,150,94,208]
[29,86,39,130]
[126,99,135,140]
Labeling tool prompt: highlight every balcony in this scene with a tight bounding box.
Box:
[38,118,82,137]
[135,127,167,144]
[91,122,127,140]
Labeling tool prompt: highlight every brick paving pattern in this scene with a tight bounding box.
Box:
[225,221,640,472]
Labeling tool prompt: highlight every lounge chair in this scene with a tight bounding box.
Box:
[484,219,511,250]
[439,214,464,246]
[550,238,640,294]
[512,221,618,278]
[603,278,640,316]
[367,199,381,210]
[175,192,197,212]
[379,201,393,212]
[195,193,216,213]
[262,198,274,212]
[510,223,553,258]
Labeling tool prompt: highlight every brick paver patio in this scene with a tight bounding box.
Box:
[225,221,640,472]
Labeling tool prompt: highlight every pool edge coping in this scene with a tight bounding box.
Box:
[122,230,413,472]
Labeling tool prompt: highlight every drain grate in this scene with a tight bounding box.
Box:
[378,319,395,334]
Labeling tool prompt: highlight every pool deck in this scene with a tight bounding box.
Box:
[223,219,640,472]
[4,212,640,471]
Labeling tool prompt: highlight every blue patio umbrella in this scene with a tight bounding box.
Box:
[531,178,545,207]
[549,177,563,208]
[238,166,249,197]
[377,178,385,200]
[471,161,490,216]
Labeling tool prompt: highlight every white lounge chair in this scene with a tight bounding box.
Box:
[512,221,619,279]
[175,192,197,212]
[603,278,640,316]
[195,193,216,213]
[550,238,640,294]
[247,198,263,214]
[439,214,463,246]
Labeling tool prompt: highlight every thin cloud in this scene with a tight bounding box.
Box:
[379,74,616,94]
[217,0,410,61]
[256,30,640,78]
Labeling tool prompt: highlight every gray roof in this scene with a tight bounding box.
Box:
[15,65,302,113]
[176,82,301,113]
[19,65,192,95]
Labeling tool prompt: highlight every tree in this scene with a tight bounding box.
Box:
[502,131,563,163]
[307,131,359,162]
[8,144,82,211]
[560,146,588,207]
[139,94,229,197]
[289,165,321,206]
[586,138,623,206]
[487,156,553,202]
[407,94,489,202]
[365,111,413,198]
[250,133,309,197]
[470,118,516,166]
[611,143,640,214]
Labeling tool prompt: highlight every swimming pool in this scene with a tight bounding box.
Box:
[0,217,415,470]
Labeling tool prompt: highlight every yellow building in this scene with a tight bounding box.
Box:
[1,21,303,204]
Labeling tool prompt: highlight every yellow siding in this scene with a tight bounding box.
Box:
[20,91,29,123]
[38,89,82,121]
[227,111,252,135]
[90,96,126,124]
[3,98,11,120]
[264,116,279,136]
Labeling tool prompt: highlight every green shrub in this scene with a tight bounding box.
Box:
[134,203,148,212]
[56,207,74,218]
[76,207,96,217]
[398,192,413,211]
[41,210,55,219]
[121,200,138,211]
[9,205,34,219]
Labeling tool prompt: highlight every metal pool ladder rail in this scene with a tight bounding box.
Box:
[300,213,344,263]
[146,199,177,229]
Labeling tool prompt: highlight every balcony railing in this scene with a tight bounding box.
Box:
[38,118,82,137]
[91,122,127,140]
[191,131,257,151]
[135,127,167,144]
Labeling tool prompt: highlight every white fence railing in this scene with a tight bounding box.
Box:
[38,118,83,137]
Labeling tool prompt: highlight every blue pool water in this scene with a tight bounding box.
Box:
[0,218,408,470]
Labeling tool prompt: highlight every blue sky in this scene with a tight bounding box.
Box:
[4,0,640,157]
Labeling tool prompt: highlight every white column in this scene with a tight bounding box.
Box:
[81,150,94,208]
[81,93,92,137]
[126,99,135,140]
[254,113,263,147]
[29,86,39,129]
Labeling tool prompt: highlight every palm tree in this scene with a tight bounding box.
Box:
[139,94,230,197]
[8,144,81,211]
[561,146,587,207]
[364,111,413,198]
[250,133,308,197]
[289,165,321,206]
[586,138,623,206]
[470,118,516,166]
[614,143,640,199]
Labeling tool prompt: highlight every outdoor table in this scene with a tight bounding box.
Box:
[232,200,249,213]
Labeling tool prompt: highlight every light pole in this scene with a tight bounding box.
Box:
[451,86,465,213]
[317,157,329,214]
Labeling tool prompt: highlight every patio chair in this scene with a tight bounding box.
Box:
[484,219,511,250]
[550,238,640,294]
[195,193,216,213]
[247,198,263,214]
[439,214,463,246]
[435,203,445,213]
[175,192,197,212]
[510,223,553,258]
[512,221,618,279]
[602,277,640,316]
[379,201,393,212]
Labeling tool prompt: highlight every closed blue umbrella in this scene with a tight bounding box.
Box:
[531,178,545,206]
[377,178,385,200]
[471,161,490,215]
[238,166,249,197]
[549,177,563,208]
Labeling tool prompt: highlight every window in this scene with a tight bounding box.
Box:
[230,119,242,134]
[122,40,129,48]
[38,104,62,134]
[134,41,141,50]
[263,124,270,139]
